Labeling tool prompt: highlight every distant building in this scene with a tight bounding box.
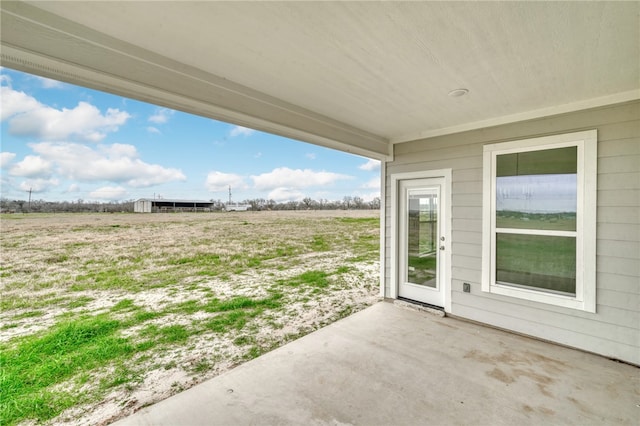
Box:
[134,198,214,213]
[224,203,251,212]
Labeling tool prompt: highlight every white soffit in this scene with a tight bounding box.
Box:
[1,1,638,153]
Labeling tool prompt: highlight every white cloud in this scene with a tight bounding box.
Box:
[103,143,138,158]
[148,108,174,124]
[9,155,53,178]
[267,187,305,202]
[1,152,16,168]
[18,177,59,193]
[205,171,247,192]
[251,167,352,190]
[0,86,41,121]
[229,125,255,137]
[147,126,161,135]
[30,142,186,187]
[362,177,380,190]
[254,152,262,159]
[66,183,81,193]
[89,186,128,200]
[0,74,12,85]
[306,153,317,160]
[1,86,130,142]
[359,159,380,171]
[36,76,64,89]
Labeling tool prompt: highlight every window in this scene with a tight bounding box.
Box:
[482,130,597,312]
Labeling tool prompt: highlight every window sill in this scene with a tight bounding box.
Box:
[486,283,595,313]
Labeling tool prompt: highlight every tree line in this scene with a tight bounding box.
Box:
[0,196,380,213]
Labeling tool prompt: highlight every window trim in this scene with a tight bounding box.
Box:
[482,130,597,312]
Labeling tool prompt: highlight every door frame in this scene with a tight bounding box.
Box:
[390,169,452,312]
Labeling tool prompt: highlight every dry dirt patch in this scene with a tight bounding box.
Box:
[0,210,380,425]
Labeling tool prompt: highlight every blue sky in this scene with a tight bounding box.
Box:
[0,68,380,203]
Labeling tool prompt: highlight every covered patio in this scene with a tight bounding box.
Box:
[2,2,638,422]
[114,302,638,425]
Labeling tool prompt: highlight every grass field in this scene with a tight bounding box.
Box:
[0,211,380,425]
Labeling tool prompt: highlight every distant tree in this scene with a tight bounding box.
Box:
[266,199,276,210]
[352,196,364,209]
[369,197,381,210]
[285,200,298,210]
[342,196,353,210]
[301,197,316,210]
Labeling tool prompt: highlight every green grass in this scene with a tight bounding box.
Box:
[309,235,330,251]
[0,295,69,311]
[0,316,135,425]
[133,310,163,322]
[11,310,45,320]
[0,212,380,424]
[168,253,221,266]
[336,217,379,225]
[140,324,190,344]
[281,270,330,288]
[335,265,352,274]
[1,323,19,330]
[0,291,288,425]
[44,253,69,264]
[205,311,248,333]
[66,296,94,309]
[111,299,137,311]
[73,268,139,291]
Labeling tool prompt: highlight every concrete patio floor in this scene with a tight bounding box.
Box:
[115,301,639,425]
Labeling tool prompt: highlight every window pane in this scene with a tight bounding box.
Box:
[496,233,576,295]
[496,174,576,230]
[497,146,577,177]
[407,191,437,288]
[496,146,577,231]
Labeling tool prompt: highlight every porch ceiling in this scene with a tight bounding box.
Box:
[1,1,638,159]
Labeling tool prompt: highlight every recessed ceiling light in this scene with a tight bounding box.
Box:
[448,88,469,97]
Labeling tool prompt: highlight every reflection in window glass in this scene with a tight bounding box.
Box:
[496,174,576,231]
[496,146,577,176]
[496,233,576,295]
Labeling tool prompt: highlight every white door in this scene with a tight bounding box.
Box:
[398,177,446,307]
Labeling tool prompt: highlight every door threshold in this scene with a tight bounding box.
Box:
[395,297,445,317]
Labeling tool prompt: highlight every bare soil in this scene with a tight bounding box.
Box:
[0,210,381,425]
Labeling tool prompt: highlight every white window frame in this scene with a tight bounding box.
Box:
[482,130,597,312]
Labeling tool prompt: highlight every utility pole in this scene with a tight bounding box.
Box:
[228,185,232,205]
[27,187,32,212]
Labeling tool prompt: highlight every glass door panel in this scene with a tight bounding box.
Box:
[407,189,438,288]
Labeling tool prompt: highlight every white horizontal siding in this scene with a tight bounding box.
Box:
[598,173,640,191]
[384,100,640,364]
[452,303,639,364]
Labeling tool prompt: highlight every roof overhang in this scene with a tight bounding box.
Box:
[1,1,638,160]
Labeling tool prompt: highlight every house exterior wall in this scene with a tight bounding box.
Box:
[384,100,639,364]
